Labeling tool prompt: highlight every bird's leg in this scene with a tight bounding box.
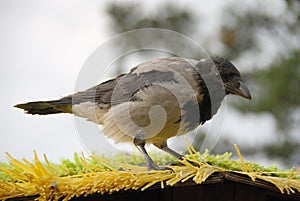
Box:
[133,130,172,171]
[154,142,199,167]
[153,142,184,160]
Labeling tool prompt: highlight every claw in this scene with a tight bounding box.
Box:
[184,160,201,168]
[148,163,174,172]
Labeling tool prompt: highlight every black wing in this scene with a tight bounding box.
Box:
[71,69,177,107]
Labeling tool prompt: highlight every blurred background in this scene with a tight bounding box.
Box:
[0,0,299,168]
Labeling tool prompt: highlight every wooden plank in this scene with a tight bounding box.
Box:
[234,182,265,201]
[172,185,203,201]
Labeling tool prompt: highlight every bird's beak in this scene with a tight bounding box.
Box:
[225,81,251,99]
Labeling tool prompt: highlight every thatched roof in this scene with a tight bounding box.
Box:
[1,145,300,201]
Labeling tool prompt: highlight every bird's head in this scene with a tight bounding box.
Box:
[211,56,251,99]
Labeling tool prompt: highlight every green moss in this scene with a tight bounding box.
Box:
[0,150,298,181]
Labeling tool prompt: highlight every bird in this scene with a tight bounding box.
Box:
[15,56,251,171]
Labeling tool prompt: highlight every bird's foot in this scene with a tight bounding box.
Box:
[147,163,174,172]
[183,159,201,167]
[168,158,200,168]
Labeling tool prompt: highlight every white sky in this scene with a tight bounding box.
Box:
[0,0,280,165]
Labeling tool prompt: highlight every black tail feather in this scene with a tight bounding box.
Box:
[14,98,72,115]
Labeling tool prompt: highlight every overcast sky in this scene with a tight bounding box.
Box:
[0,0,278,164]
